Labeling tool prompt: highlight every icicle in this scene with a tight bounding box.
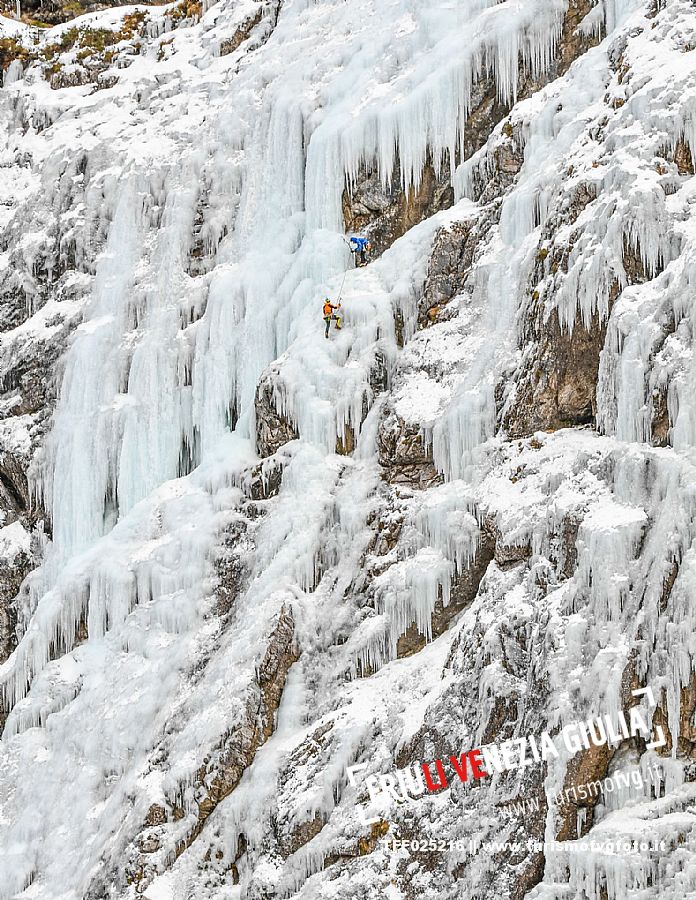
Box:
[575,500,647,623]
[357,548,453,673]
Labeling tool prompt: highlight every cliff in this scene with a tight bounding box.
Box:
[1,0,696,898]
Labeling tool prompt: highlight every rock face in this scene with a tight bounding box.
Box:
[219,6,265,56]
[218,0,281,57]
[418,207,505,326]
[343,157,455,260]
[0,264,67,676]
[189,607,298,836]
[377,406,442,489]
[4,2,696,900]
[418,220,478,327]
[0,446,35,666]
[255,369,299,457]
[119,604,298,896]
[0,539,26,663]
[503,305,611,436]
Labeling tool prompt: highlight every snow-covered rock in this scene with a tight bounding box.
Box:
[2,0,696,898]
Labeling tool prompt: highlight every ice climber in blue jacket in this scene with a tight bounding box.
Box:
[349,235,371,268]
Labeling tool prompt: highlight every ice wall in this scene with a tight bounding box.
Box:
[1,0,586,712]
[2,0,694,897]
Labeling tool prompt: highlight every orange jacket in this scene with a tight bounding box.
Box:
[323,301,337,316]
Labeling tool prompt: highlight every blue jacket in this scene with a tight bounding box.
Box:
[349,236,369,252]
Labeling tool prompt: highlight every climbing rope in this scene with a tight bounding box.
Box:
[336,268,348,304]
